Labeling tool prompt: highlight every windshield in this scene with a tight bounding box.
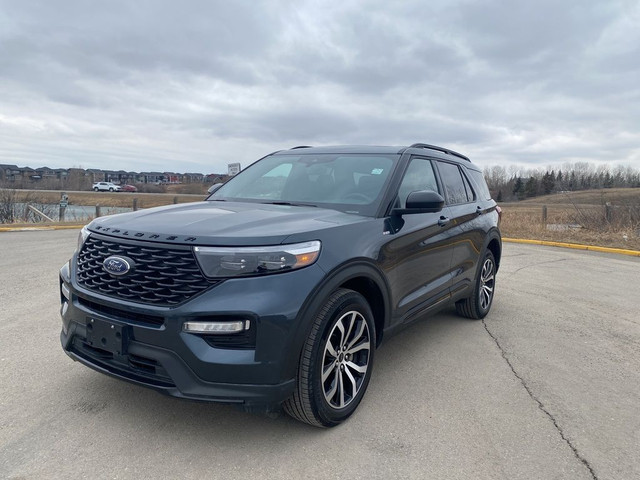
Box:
[210,153,398,216]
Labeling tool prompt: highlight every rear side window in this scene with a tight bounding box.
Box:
[438,162,471,205]
[466,169,492,201]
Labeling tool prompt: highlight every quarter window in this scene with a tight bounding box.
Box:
[466,169,492,201]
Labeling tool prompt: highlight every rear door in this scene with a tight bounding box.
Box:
[434,161,484,297]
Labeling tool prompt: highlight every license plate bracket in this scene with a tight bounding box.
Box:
[86,318,128,355]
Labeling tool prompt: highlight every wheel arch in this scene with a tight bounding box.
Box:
[484,229,502,271]
[289,260,391,378]
[338,275,386,348]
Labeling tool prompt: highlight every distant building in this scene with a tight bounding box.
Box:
[0,163,214,187]
[0,164,21,182]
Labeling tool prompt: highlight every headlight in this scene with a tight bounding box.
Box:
[193,241,321,278]
[77,226,90,251]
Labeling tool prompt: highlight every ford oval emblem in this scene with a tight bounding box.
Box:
[103,256,132,276]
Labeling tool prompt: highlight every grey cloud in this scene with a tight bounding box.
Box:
[0,0,638,173]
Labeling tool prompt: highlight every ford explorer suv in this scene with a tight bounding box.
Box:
[59,143,502,427]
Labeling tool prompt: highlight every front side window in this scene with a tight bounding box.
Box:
[210,153,398,216]
[396,158,439,208]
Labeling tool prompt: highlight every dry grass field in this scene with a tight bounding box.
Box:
[3,187,640,252]
[500,188,640,251]
[10,189,205,209]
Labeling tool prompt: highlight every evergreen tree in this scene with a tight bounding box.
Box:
[524,177,538,198]
[555,170,563,191]
[604,172,613,188]
[512,177,524,199]
[541,171,554,194]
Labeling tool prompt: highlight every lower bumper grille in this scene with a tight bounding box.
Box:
[72,338,175,388]
[77,296,164,328]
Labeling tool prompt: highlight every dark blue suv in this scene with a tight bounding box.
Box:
[59,143,501,427]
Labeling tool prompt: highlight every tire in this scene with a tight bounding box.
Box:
[283,288,376,427]
[93,187,99,191]
[456,250,496,319]
[109,187,114,192]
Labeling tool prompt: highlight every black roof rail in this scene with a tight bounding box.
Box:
[290,145,313,150]
[408,143,470,162]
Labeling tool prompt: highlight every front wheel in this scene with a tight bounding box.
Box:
[109,187,114,192]
[456,250,496,319]
[93,187,99,191]
[284,288,375,427]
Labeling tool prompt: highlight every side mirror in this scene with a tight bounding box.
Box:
[207,183,224,195]
[392,190,444,216]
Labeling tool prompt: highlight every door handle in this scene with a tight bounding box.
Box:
[476,206,483,215]
[438,216,450,227]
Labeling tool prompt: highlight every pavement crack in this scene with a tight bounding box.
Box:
[482,320,599,480]
[512,258,569,275]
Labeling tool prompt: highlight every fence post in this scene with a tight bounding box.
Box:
[173,196,178,204]
[542,205,547,225]
[59,205,66,222]
[95,204,101,218]
[605,202,612,223]
[133,198,138,211]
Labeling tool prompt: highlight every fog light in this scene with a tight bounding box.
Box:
[183,320,250,334]
[61,283,70,301]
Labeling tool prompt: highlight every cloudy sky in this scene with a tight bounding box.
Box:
[1,0,639,174]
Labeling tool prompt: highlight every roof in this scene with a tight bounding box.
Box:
[278,145,405,155]
[275,143,473,163]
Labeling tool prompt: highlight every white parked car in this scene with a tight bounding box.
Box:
[92,182,122,192]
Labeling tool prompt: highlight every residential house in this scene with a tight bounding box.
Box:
[0,164,21,183]
[183,172,204,183]
[86,169,105,183]
[140,172,166,184]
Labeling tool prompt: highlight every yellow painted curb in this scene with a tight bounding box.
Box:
[0,224,85,232]
[503,237,640,257]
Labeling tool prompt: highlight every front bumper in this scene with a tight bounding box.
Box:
[59,258,325,408]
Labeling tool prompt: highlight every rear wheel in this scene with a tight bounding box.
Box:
[456,250,496,319]
[284,288,375,427]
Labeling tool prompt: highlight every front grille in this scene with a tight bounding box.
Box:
[77,235,216,306]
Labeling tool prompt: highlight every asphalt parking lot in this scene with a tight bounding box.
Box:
[1,230,638,480]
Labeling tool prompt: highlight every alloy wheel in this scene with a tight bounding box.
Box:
[479,257,495,310]
[321,310,371,409]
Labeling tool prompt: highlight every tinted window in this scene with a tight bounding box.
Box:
[466,169,492,201]
[397,159,439,208]
[438,162,469,205]
[461,170,476,201]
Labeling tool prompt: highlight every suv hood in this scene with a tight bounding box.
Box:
[88,201,370,246]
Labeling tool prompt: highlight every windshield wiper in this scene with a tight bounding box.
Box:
[261,201,318,207]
